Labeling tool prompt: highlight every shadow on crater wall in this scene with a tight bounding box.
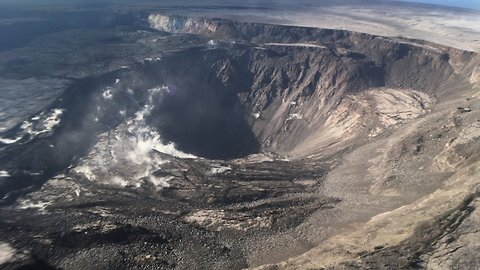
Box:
[142,50,260,159]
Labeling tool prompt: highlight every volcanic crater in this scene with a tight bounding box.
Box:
[0,14,479,270]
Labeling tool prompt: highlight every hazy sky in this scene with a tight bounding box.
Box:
[0,0,479,11]
[399,0,480,9]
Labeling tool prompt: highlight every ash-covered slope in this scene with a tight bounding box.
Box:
[0,14,479,270]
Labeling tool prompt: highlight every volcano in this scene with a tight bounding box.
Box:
[0,11,479,270]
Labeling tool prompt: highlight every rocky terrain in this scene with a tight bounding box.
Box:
[0,11,479,270]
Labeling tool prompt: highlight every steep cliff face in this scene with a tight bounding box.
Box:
[147,15,476,157]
